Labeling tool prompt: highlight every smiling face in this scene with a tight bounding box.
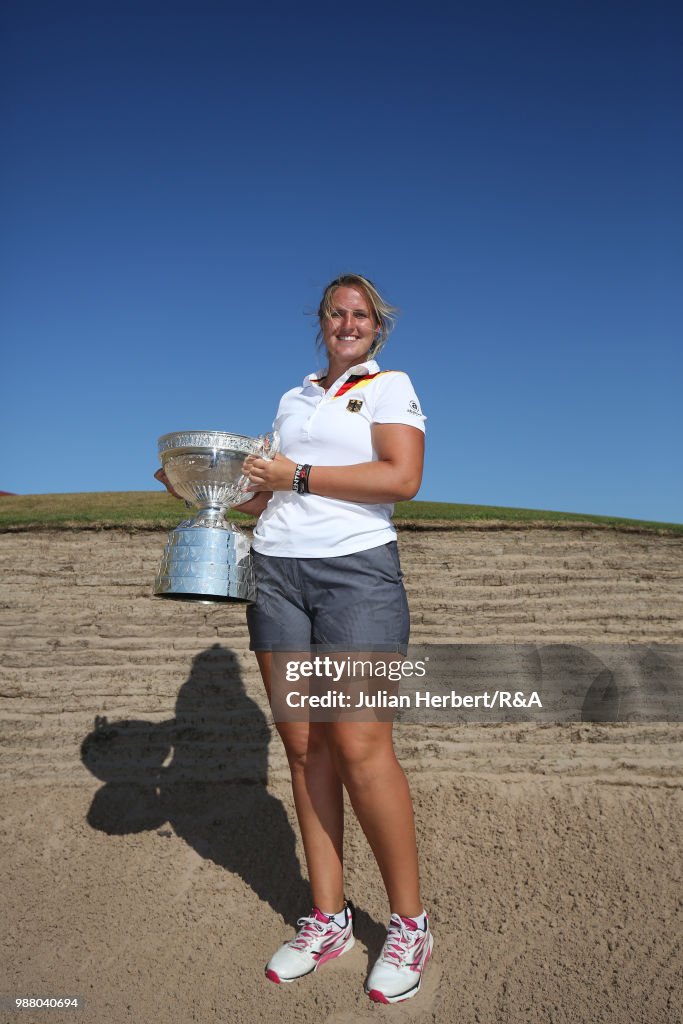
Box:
[320,286,379,371]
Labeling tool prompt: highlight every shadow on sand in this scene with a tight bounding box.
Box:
[80,643,385,955]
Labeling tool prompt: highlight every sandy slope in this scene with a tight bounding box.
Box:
[1,527,681,1024]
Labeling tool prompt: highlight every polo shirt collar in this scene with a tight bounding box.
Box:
[305,358,380,389]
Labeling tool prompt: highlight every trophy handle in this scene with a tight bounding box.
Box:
[257,429,281,459]
[235,430,281,502]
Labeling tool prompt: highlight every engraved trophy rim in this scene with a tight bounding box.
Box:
[158,429,260,455]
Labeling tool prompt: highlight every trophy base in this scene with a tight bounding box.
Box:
[153,524,256,603]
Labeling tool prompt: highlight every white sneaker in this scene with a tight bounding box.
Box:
[365,911,433,1004]
[265,901,355,984]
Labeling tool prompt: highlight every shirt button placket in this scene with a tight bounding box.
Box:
[302,388,326,440]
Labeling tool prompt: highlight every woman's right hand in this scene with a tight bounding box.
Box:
[154,467,184,501]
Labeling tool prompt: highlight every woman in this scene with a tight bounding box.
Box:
[159,274,432,1004]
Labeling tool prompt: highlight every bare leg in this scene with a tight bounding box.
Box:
[256,652,345,913]
[327,719,422,918]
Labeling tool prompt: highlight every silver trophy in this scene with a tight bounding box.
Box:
[153,429,279,603]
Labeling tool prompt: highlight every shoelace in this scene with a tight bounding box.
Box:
[289,915,332,951]
[380,916,416,967]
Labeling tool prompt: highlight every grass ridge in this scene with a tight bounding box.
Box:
[0,491,680,535]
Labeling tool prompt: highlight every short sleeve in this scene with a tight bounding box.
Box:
[272,386,296,433]
[371,372,426,432]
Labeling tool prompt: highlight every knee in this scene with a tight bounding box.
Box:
[329,734,395,786]
[277,723,330,773]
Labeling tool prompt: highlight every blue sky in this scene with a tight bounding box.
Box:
[2,0,681,522]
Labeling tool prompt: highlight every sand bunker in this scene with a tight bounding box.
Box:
[1,527,681,1023]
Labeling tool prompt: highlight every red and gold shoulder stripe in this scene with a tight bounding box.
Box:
[333,370,395,398]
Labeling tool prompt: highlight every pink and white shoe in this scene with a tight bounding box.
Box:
[265,901,355,984]
[365,911,433,1004]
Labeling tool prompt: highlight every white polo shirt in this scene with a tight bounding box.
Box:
[252,359,426,558]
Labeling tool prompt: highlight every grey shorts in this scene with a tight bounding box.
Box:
[246,541,410,651]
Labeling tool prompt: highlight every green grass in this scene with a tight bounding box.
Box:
[0,491,681,534]
[393,500,683,533]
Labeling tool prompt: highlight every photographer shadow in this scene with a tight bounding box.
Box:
[80,643,386,954]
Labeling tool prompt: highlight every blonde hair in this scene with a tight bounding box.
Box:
[315,273,399,357]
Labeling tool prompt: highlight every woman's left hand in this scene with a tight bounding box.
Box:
[243,452,297,492]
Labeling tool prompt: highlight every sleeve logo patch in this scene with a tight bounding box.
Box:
[346,399,363,412]
[407,400,421,415]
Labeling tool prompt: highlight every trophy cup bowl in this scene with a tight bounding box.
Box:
[153,429,279,603]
